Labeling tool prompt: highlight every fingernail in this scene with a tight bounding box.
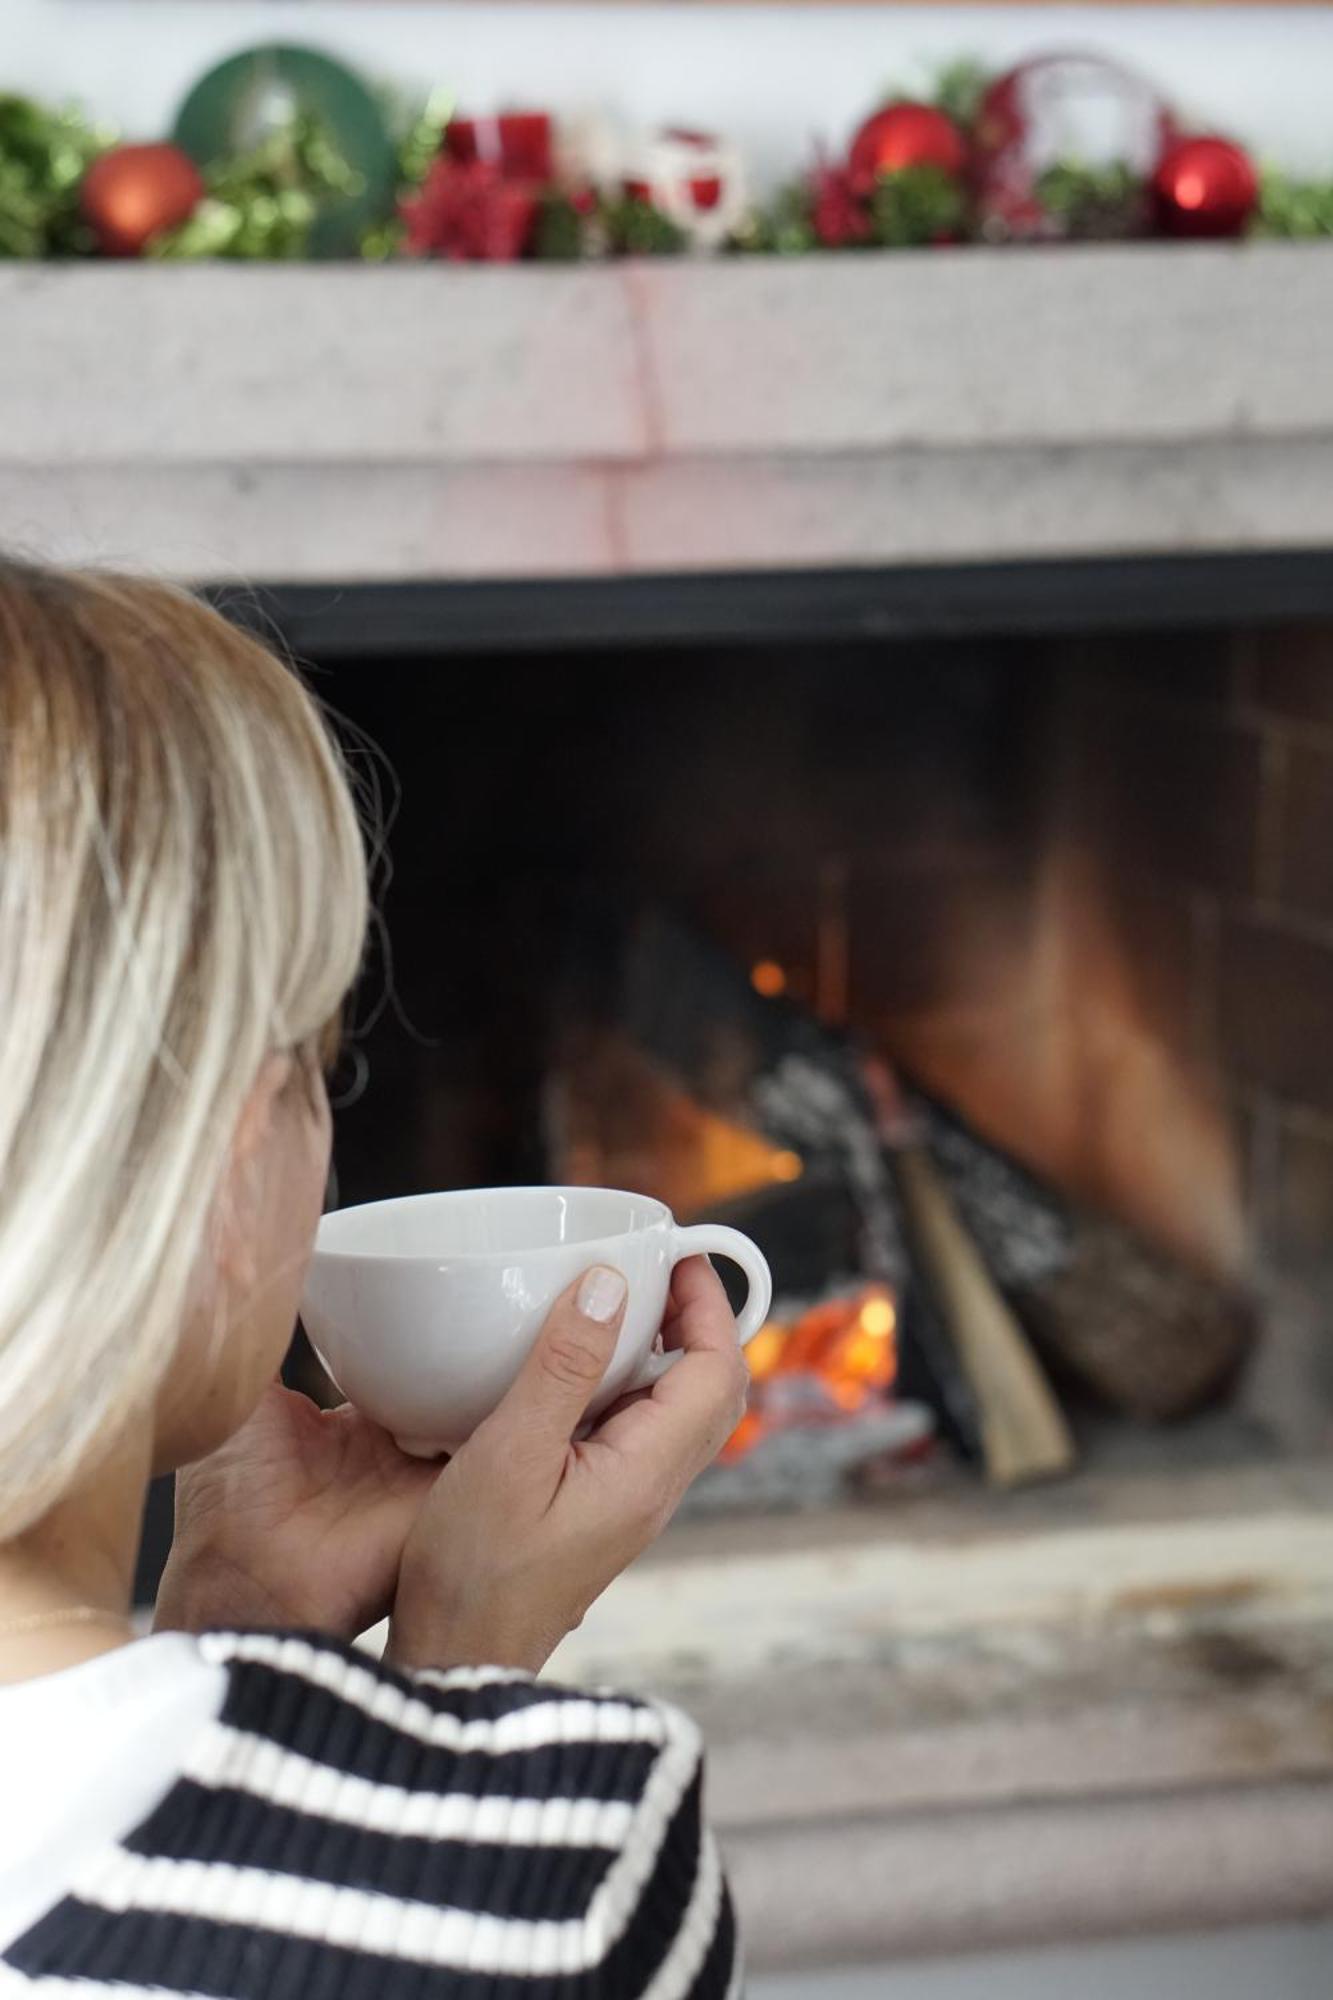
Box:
[578,1266,627,1323]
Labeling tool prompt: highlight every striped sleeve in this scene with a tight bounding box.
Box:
[2,1629,740,1998]
[577,1696,739,1999]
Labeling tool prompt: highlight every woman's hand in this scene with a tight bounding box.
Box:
[155,1384,438,1640]
[387,1255,748,1676]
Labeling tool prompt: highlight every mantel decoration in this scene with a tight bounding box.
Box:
[2,42,1331,265]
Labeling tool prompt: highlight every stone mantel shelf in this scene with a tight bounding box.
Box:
[3,243,1333,583]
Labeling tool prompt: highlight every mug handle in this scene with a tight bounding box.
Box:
[630,1224,773,1391]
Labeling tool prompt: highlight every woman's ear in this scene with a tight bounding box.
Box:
[211,1054,297,1294]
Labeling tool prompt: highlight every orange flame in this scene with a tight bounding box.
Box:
[722,1285,897,1461]
[750,959,787,998]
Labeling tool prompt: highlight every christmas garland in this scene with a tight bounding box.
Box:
[0,94,110,257]
[4,46,1333,265]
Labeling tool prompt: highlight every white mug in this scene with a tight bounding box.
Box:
[301,1185,773,1457]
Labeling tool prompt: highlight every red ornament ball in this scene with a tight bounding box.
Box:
[847,101,968,196]
[1152,135,1258,239]
[81,143,205,256]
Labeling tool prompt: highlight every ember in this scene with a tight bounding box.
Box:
[723,1284,898,1460]
[749,959,787,998]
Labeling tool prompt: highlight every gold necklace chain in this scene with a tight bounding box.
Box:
[0,1605,132,1641]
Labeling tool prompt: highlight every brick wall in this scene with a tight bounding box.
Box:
[1084,629,1333,1281]
[660,631,1333,1288]
[844,632,1328,1296]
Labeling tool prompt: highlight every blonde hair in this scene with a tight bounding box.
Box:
[0,559,367,1537]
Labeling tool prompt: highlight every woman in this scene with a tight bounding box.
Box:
[0,559,748,1996]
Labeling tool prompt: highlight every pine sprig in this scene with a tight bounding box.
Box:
[602,193,687,256]
[395,91,453,192]
[152,114,364,260]
[533,191,588,260]
[731,183,817,256]
[1032,160,1144,241]
[0,94,111,258]
[1256,167,1333,238]
[868,165,967,247]
[930,60,992,131]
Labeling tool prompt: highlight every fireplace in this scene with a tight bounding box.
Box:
[242,563,1331,1507]
[118,556,1333,1965]
[261,567,1333,1966]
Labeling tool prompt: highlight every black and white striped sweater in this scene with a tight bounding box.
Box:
[1,1629,739,1998]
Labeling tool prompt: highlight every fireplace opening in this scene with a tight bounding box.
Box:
[261,606,1333,1516]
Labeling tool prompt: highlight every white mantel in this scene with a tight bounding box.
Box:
[3,242,1333,584]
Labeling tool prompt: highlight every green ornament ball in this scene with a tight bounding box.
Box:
[172,44,394,258]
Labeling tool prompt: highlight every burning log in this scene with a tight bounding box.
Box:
[1012,1215,1256,1422]
[891,1144,1075,1488]
[544,904,1252,1495]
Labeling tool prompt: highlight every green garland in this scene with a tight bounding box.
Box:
[528,192,689,260]
[601,194,688,257]
[0,94,110,257]
[4,61,1333,263]
[927,60,993,132]
[734,186,817,257]
[870,165,968,247]
[1032,161,1145,242]
[153,114,366,259]
[1256,168,1333,239]
[740,158,1147,256]
[361,89,452,258]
